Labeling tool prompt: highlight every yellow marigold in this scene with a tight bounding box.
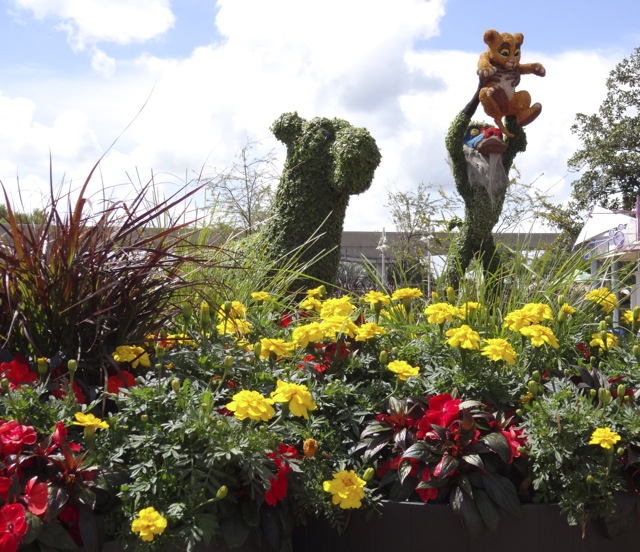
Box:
[300,296,323,312]
[217,300,247,320]
[585,287,618,314]
[320,315,358,340]
[112,345,150,369]
[589,332,618,351]
[391,287,423,301]
[72,412,109,430]
[503,309,536,332]
[271,380,317,419]
[303,438,318,458]
[259,337,295,359]
[520,324,559,348]
[481,338,517,365]
[131,507,168,542]
[251,291,272,302]
[560,303,576,315]
[163,333,196,348]
[363,290,391,307]
[216,318,254,336]
[457,301,483,319]
[306,285,326,299]
[322,470,366,509]
[291,322,326,348]
[320,296,355,319]
[354,322,387,341]
[589,427,621,450]
[445,325,481,350]
[424,302,461,325]
[387,360,420,381]
[521,303,554,322]
[226,389,275,421]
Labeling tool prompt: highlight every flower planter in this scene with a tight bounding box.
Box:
[292,501,640,552]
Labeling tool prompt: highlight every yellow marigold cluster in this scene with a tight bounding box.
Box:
[363,290,391,308]
[589,427,621,450]
[481,338,517,365]
[391,287,423,301]
[112,345,151,369]
[72,412,109,430]
[387,360,420,381]
[323,469,366,509]
[226,389,275,421]
[259,337,295,359]
[131,507,168,542]
[585,287,618,314]
[216,300,253,336]
[520,324,559,349]
[291,322,326,348]
[445,325,481,350]
[354,322,387,341]
[271,380,317,419]
[424,302,461,325]
[589,332,618,351]
[251,291,272,302]
[503,303,553,332]
[320,296,355,319]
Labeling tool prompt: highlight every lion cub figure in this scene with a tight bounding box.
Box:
[477,29,545,138]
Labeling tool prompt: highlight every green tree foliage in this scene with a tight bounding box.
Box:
[569,48,640,211]
[263,112,381,291]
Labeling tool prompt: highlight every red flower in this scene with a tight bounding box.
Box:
[51,380,86,404]
[279,313,294,328]
[267,443,299,469]
[22,476,48,516]
[0,421,37,455]
[416,394,461,438]
[50,422,81,453]
[264,468,289,506]
[416,467,438,503]
[106,370,136,394]
[0,503,27,552]
[0,359,37,390]
[501,427,527,463]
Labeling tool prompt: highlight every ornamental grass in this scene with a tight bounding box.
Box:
[3,189,640,550]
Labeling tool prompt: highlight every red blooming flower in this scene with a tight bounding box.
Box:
[0,503,28,552]
[51,379,86,404]
[416,467,438,503]
[267,443,299,469]
[22,476,48,516]
[106,370,137,394]
[264,468,289,506]
[0,421,37,455]
[0,359,37,390]
[501,427,527,463]
[416,394,461,438]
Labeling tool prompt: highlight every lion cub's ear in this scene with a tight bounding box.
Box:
[513,32,524,45]
[483,29,501,46]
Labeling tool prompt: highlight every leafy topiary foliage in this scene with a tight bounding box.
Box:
[263,112,381,292]
[444,82,527,290]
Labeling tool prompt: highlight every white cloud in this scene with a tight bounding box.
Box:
[10,0,174,48]
[0,0,627,232]
[91,48,116,77]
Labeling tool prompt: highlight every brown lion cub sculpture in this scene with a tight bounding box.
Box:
[477,29,545,137]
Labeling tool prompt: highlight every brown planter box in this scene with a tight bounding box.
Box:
[292,502,640,552]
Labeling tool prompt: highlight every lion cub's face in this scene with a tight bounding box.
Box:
[485,31,524,70]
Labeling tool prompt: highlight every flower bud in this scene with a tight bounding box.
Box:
[223,355,234,369]
[599,331,609,349]
[0,378,9,392]
[617,447,625,457]
[527,380,538,395]
[155,345,166,362]
[515,408,524,417]
[586,474,594,485]
[446,286,456,304]
[589,388,597,400]
[557,310,567,323]
[216,485,228,500]
[182,303,192,322]
[200,301,211,328]
[431,291,439,302]
[171,378,181,392]
[531,370,541,382]
[617,384,626,400]
[362,467,375,482]
[140,414,149,423]
[633,344,640,361]
[599,320,608,332]
[303,438,318,458]
[222,301,233,316]
[391,347,399,357]
[318,285,327,299]
[597,387,611,406]
[37,357,48,376]
[557,294,566,306]
[67,359,77,374]
[605,316,613,327]
[253,342,262,359]
[379,350,388,365]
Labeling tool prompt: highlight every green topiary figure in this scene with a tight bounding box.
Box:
[263,111,381,290]
[444,82,527,289]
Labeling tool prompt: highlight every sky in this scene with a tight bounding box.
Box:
[0,0,639,233]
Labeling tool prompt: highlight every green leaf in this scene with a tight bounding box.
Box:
[451,487,483,536]
[462,453,484,470]
[221,511,251,548]
[482,473,521,517]
[482,432,512,464]
[474,488,501,532]
[36,521,80,550]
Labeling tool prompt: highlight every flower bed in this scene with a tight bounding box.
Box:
[3,267,640,551]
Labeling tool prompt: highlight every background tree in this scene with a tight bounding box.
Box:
[206,139,279,236]
[569,48,640,212]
